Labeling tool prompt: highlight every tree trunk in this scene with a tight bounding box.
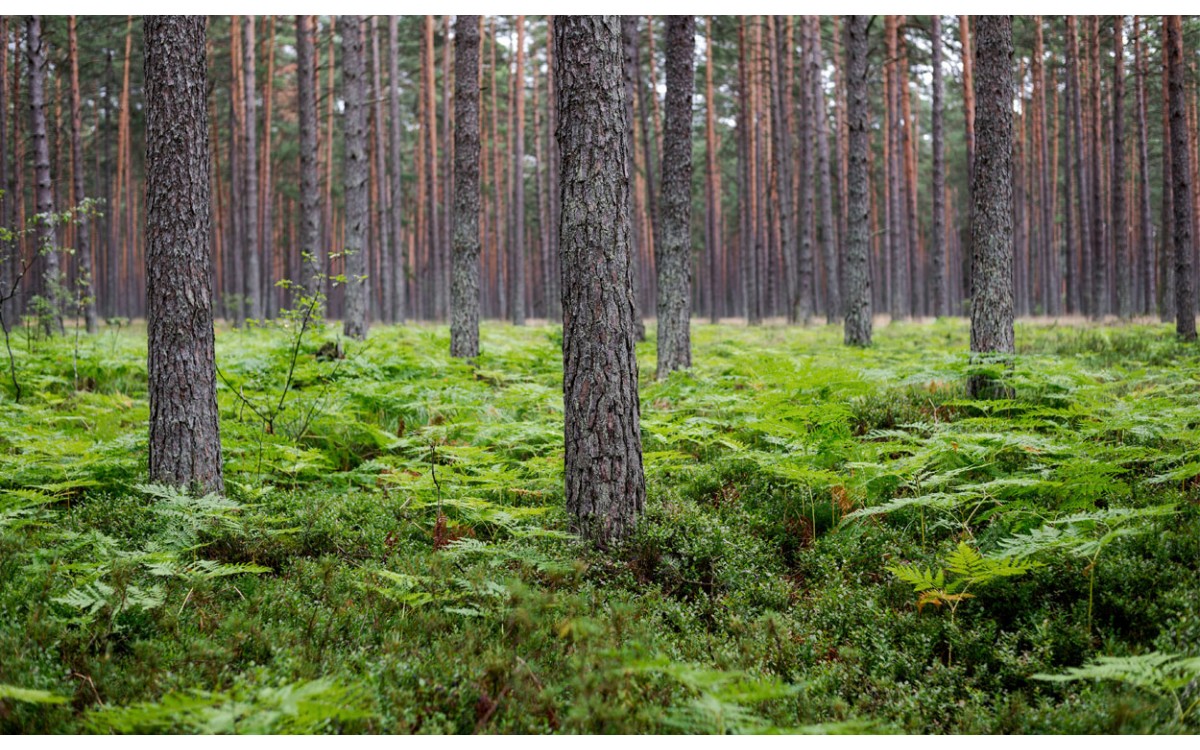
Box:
[1134,16,1155,316]
[510,16,527,325]
[1088,16,1107,318]
[656,15,694,378]
[1166,16,1196,339]
[959,15,976,308]
[704,16,721,324]
[342,16,369,339]
[260,17,277,318]
[843,15,872,346]
[241,16,261,322]
[1160,16,1176,322]
[795,17,815,324]
[931,15,947,317]
[556,15,645,547]
[66,17,97,333]
[388,16,406,323]
[297,15,324,309]
[367,16,391,323]
[811,16,839,324]
[423,16,442,321]
[26,16,63,335]
[1112,17,1129,318]
[145,15,224,494]
[451,15,481,357]
[621,16,647,339]
[1033,17,1057,316]
[1067,16,1092,317]
[969,15,1015,398]
[545,16,562,323]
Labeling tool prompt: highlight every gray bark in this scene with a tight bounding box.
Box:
[297,15,323,308]
[621,15,646,340]
[1112,18,1129,318]
[26,16,63,335]
[1167,16,1196,340]
[556,15,645,547]
[796,17,816,324]
[389,16,406,323]
[145,15,224,494]
[1066,17,1091,317]
[843,16,872,346]
[370,16,392,323]
[68,17,97,334]
[969,15,1015,398]
[811,16,839,324]
[931,15,947,317]
[451,15,481,358]
[510,17,527,325]
[342,15,370,339]
[242,16,262,321]
[656,15,694,378]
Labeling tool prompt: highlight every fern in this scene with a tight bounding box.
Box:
[0,684,70,704]
[1035,652,1200,722]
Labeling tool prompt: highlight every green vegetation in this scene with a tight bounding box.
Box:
[1,319,1198,733]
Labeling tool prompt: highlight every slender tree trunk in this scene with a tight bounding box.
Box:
[342,16,369,339]
[241,16,261,321]
[1034,17,1057,316]
[738,18,759,324]
[556,15,645,547]
[959,15,976,309]
[844,15,872,346]
[510,16,527,325]
[795,17,815,323]
[1087,16,1107,318]
[423,16,442,321]
[67,16,96,333]
[1134,17,1155,316]
[364,16,390,323]
[768,16,797,322]
[451,15,481,357]
[931,15,947,317]
[297,15,324,310]
[1112,17,1130,318]
[1067,17,1092,317]
[621,16,647,339]
[705,17,720,323]
[260,17,277,317]
[26,17,62,335]
[442,16,453,319]
[545,17,562,323]
[656,15,694,378]
[969,15,1015,398]
[1161,17,1176,322]
[0,16,8,326]
[1167,16,1196,339]
[388,16,406,323]
[811,16,839,324]
[145,15,223,494]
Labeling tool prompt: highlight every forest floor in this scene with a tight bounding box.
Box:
[1,318,1198,733]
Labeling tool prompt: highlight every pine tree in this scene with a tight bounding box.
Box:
[451,15,481,358]
[843,15,872,346]
[341,15,370,339]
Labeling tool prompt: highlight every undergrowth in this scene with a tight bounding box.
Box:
[0,318,1197,733]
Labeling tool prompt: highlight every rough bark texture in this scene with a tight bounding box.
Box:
[369,16,391,323]
[510,16,527,325]
[342,16,369,339]
[1160,16,1176,322]
[796,17,816,324]
[26,16,63,335]
[656,15,694,379]
[423,17,442,320]
[556,15,645,547]
[1134,17,1154,316]
[144,15,224,495]
[969,15,1015,398]
[242,16,261,321]
[388,15,406,324]
[1167,16,1197,340]
[768,17,797,323]
[1066,17,1092,318]
[297,15,323,307]
[68,16,97,334]
[931,14,947,317]
[843,16,872,347]
[451,15,481,358]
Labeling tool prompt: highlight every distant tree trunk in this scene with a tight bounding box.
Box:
[1166,16,1196,340]
[451,15,481,358]
[969,15,1015,398]
[1067,16,1092,317]
[341,15,369,339]
[1033,17,1057,316]
[621,16,647,340]
[68,16,97,333]
[556,15,645,547]
[1112,17,1129,318]
[768,16,797,323]
[959,15,976,308]
[442,16,453,319]
[795,17,815,324]
[704,16,721,324]
[843,15,872,346]
[656,15,694,378]
[811,16,839,324]
[423,16,442,321]
[0,16,8,326]
[388,16,406,323]
[885,15,905,321]
[368,16,392,323]
[260,17,277,318]
[242,16,261,322]
[510,15,527,325]
[1160,16,1176,323]
[145,15,224,494]
[1088,17,1107,318]
[931,14,947,317]
[545,16,562,323]
[26,16,63,335]
[297,15,324,308]
[1134,17,1155,316]
[738,18,760,324]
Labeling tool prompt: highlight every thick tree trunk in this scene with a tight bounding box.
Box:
[451,15,481,357]
[1167,16,1197,340]
[556,15,645,547]
[656,15,694,378]
[843,15,872,346]
[26,16,63,335]
[1112,17,1129,318]
[341,16,370,339]
[67,17,97,334]
[145,15,224,494]
[931,15,947,317]
[242,16,261,321]
[969,15,1015,398]
[297,15,324,308]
